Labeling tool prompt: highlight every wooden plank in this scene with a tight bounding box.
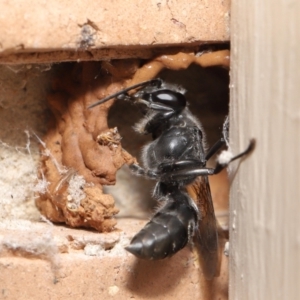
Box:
[230,0,300,299]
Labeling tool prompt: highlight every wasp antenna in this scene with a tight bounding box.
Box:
[87,78,162,109]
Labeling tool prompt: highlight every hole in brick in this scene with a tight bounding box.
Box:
[0,49,230,233]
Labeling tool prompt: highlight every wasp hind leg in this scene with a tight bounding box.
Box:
[155,139,256,181]
[212,138,256,174]
[205,137,226,161]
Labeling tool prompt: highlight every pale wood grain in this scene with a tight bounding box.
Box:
[230,0,300,299]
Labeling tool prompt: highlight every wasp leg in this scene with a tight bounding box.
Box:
[205,137,226,161]
[129,163,158,180]
[158,139,255,181]
[211,138,256,174]
[157,159,203,173]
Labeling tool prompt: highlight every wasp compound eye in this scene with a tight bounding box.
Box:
[149,90,186,112]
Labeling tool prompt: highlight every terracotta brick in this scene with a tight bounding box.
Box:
[0,219,228,300]
[0,0,230,63]
[0,2,230,297]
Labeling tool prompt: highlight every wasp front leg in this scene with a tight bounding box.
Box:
[129,163,158,180]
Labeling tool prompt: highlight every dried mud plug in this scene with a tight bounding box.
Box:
[35,62,137,232]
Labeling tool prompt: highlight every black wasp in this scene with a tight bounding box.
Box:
[88,78,254,280]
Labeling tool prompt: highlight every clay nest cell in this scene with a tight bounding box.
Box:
[35,50,230,232]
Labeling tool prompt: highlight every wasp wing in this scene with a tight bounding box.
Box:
[187,176,220,280]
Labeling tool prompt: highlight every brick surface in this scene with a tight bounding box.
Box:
[0,0,230,63]
[0,219,228,300]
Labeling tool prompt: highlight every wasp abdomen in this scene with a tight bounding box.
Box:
[126,192,197,260]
